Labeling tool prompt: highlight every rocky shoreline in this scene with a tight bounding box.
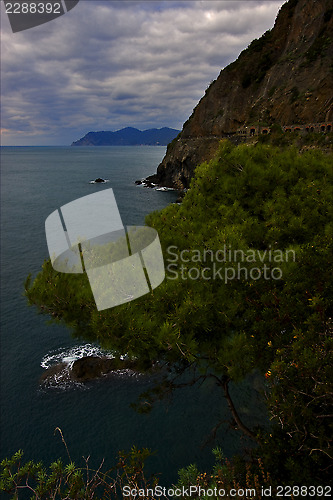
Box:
[134,178,185,203]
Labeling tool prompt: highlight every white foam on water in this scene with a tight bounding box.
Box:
[155,186,175,191]
[41,343,115,370]
[135,181,175,191]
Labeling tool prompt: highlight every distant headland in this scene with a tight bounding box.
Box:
[71,127,180,146]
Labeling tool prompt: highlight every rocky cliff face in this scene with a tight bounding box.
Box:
[148,0,333,189]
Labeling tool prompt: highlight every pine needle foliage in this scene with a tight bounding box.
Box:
[24,141,333,484]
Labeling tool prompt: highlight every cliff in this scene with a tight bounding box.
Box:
[148,0,333,189]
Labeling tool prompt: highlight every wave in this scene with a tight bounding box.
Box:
[155,186,175,191]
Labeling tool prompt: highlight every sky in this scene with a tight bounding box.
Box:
[1,0,286,146]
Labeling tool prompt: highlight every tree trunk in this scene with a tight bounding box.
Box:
[221,376,257,441]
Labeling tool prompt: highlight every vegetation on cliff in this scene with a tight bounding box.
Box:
[14,141,333,494]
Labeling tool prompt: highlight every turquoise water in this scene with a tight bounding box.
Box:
[0,146,266,485]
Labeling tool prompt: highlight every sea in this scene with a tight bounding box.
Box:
[0,146,266,486]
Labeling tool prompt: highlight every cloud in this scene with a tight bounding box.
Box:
[1,0,285,145]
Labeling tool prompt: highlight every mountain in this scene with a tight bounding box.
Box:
[71,127,180,146]
[147,0,333,189]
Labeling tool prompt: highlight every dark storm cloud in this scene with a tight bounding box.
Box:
[1,1,285,145]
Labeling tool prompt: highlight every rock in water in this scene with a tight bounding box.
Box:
[40,362,68,383]
[71,356,117,381]
[40,356,143,386]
